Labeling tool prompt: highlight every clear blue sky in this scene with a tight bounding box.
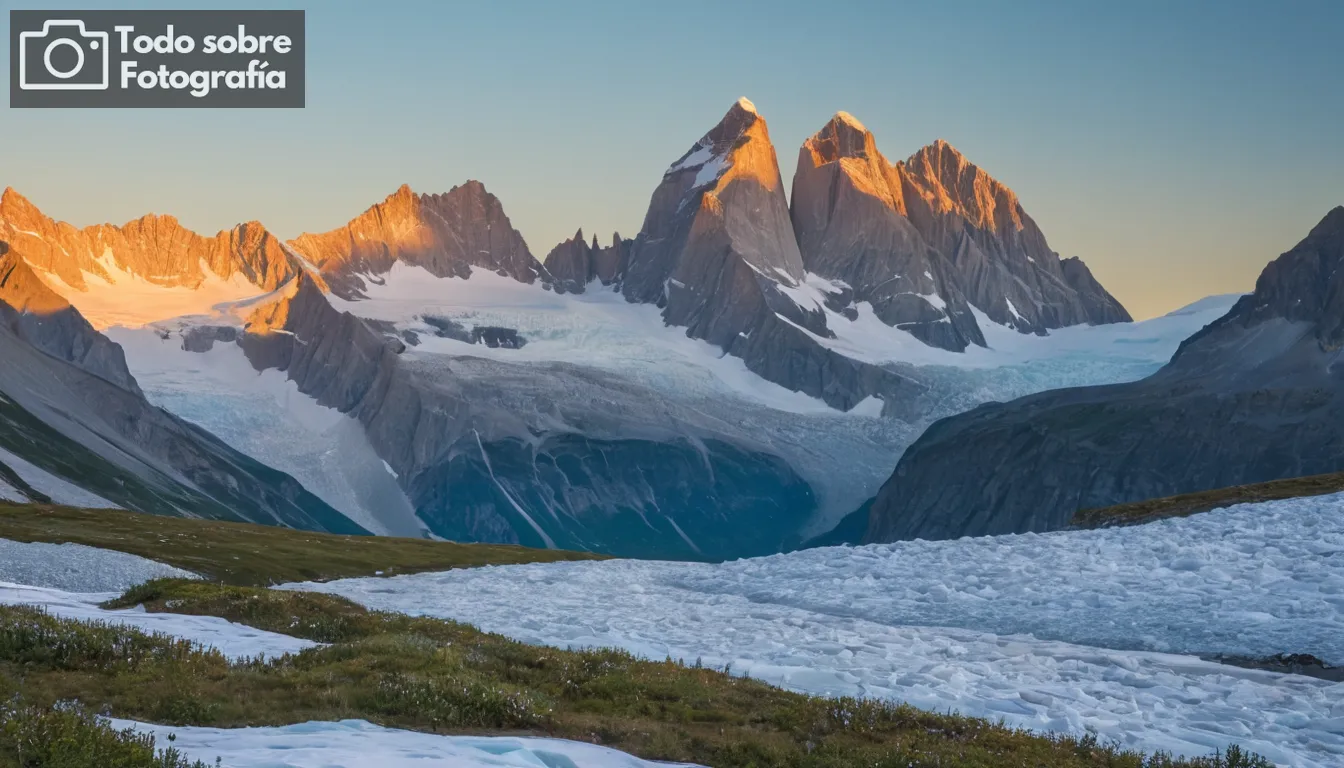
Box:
[3,0,1341,318]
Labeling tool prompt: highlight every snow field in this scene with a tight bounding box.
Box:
[0,582,317,661]
[107,719,705,768]
[0,537,194,592]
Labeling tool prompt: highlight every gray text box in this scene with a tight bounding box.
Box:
[10,9,305,108]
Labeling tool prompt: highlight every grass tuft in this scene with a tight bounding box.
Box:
[0,698,215,768]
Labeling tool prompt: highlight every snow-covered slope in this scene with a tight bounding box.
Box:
[0,538,193,592]
[288,492,1344,766]
[108,719,704,768]
[106,327,427,537]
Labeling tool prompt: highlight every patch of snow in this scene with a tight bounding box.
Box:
[790,284,1241,370]
[735,96,756,113]
[833,110,866,132]
[692,154,730,188]
[847,396,885,418]
[915,291,946,311]
[107,719,704,768]
[290,493,1344,767]
[0,446,121,509]
[667,143,715,174]
[0,582,316,660]
[0,476,24,503]
[1005,298,1026,322]
[381,460,398,479]
[0,538,194,592]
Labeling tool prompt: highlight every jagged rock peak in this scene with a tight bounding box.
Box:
[792,112,986,352]
[543,226,627,292]
[834,110,866,130]
[661,97,787,194]
[0,189,303,295]
[901,139,1024,231]
[803,111,884,166]
[287,180,547,298]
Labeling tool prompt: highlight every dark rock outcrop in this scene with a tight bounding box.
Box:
[543,229,628,292]
[864,207,1344,543]
[180,325,238,353]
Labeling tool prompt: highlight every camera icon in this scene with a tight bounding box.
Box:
[18,20,110,91]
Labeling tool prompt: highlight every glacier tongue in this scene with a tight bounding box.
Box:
[107,327,427,538]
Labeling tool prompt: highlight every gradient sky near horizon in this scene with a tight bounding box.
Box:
[3,0,1342,319]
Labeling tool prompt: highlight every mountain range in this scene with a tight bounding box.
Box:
[4,97,1295,559]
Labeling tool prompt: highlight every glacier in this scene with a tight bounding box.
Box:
[106,328,428,537]
[286,493,1344,766]
[96,263,1242,540]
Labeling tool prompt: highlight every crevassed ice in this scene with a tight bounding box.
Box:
[286,494,1344,767]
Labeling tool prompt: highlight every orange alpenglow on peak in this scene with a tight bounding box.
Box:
[832,110,867,132]
[901,138,1024,232]
[286,180,546,299]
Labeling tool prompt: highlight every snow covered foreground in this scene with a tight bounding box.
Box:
[288,495,1344,767]
[0,537,315,661]
[108,719,702,768]
[0,539,694,768]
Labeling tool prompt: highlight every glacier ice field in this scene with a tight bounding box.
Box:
[289,493,1344,767]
